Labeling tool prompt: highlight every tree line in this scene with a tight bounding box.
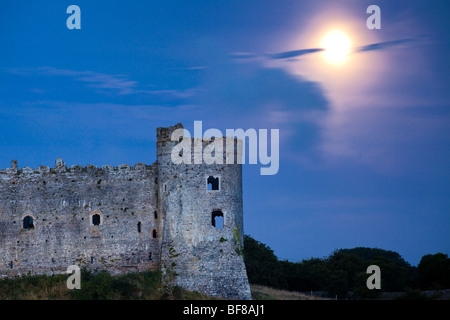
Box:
[243,235,450,299]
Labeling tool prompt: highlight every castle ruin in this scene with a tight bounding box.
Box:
[0,123,252,300]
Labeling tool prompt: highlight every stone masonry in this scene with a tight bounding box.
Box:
[0,123,252,300]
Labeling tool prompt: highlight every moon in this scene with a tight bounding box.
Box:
[321,31,352,65]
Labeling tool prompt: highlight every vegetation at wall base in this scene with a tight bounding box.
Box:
[0,269,211,300]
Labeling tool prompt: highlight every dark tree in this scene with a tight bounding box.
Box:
[243,235,287,289]
[418,253,450,290]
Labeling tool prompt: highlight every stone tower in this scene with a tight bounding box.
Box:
[156,124,251,300]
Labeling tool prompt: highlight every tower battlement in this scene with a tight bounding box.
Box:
[156,123,183,142]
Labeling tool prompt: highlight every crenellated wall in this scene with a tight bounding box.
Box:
[0,160,160,277]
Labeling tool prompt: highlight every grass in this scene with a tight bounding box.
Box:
[0,274,70,300]
[250,284,327,300]
[0,269,212,300]
[1,272,328,300]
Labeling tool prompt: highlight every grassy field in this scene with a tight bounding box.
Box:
[250,284,327,300]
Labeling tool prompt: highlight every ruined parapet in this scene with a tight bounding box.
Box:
[0,159,152,178]
[39,166,51,173]
[3,160,18,175]
[11,160,18,171]
[156,123,183,142]
[55,158,66,172]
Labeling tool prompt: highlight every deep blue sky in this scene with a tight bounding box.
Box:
[1,0,449,266]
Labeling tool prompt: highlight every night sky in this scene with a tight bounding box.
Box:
[1,0,449,266]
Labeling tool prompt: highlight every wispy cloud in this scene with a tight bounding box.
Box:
[267,48,324,60]
[232,37,421,61]
[231,48,324,60]
[177,66,208,70]
[15,100,200,129]
[6,66,198,98]
[355,38,418,53]
[8,66,138,95]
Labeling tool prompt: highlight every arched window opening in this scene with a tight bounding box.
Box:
[154,211,158,219]
[137,221,142,233]
[92,214,101,226]
[152,229,157,239]
[211,210,224,229]
[23,216,34,229]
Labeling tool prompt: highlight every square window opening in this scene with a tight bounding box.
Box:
[207,176,220,191]
[212,210,224,229]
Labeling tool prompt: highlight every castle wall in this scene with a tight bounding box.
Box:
[0,123,252,300]
[0,161,160,277]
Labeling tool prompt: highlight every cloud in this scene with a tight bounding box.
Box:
[8,66,138,95]
[6,66,197,99]
[267,48,325,60]
[187,58,330,172]
[355,38,418,53]
[231,48,324,60]
[193,59,328,124]
[231,37,421,61]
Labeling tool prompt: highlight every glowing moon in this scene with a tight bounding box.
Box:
[321,31,352,65]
